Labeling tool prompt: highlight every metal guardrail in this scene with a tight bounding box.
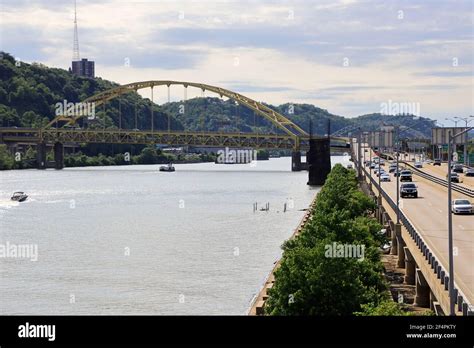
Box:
[352,151,472,315]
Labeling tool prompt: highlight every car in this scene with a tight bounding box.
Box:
[447,172,462,183]
[414,162,423,168]
[393,168,403,176]
[364,160,371,167]
[433,159,441,166]
[452,164,464,173]
[465,168,474,177]
[400,170,413,182]
[379,159,385,166]
[380,173,391,182]
[369,162,376,169]
[375,168,385,177]
[451,199,473,214]
[389,165,398,173]
[400,183,418,198]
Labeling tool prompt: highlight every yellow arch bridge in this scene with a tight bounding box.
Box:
[0,80,348,175]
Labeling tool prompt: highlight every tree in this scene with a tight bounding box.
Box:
[265,164,388,316]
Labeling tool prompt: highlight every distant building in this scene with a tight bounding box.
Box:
[70,2,95,78]
[71,58,95,78]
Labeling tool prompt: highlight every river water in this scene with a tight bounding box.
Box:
[0,156,348,315]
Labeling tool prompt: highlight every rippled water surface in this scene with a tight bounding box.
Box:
[0,156,347,314]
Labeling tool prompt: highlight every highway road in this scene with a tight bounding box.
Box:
[388,151,474,189]
[359,146,474,307]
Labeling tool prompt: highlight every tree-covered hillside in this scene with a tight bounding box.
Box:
[0,52,182,131]
[0,51,436,139]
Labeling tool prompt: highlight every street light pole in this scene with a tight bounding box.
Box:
[395,128,400,224]
[369,136,372,178]
[447,126,473,315]
[445,117,458,128]
[378,131,382,203]
[454,116,474,166]
[357,129,362,180]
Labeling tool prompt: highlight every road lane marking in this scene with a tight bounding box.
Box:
[438,209,443,213]
[458,225,465,230]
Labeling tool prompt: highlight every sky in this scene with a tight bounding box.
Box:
[0,0,473,123]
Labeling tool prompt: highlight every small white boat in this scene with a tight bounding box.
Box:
[159,163,175,172]
[11,192,28,202]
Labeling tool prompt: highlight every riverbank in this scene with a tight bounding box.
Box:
[0,144,273,170]
[248,193,318,315]
[249,164,432,316]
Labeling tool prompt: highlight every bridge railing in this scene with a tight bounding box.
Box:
[353,152,472,315]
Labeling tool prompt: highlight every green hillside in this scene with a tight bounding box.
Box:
[0,51,436,140]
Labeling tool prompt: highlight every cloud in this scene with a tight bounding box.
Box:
[0,0,472,121]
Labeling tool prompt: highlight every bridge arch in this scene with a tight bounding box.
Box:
[46,80,308,138]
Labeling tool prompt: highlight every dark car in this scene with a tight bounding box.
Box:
[400,183,418,198]
[400,170,412,182]
[393,168,403,176]
[447,172,461,183]
[465,168,474,177]
[433,159,441,166]
[389,165,398,173]
[452,164,464,173]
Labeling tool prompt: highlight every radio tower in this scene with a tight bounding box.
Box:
[72,0,80,61]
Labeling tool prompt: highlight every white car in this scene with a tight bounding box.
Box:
[451,199,473,214]
[414,162,423,168]
[380,173,391,182]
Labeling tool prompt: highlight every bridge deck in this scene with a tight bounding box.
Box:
[360,146,473,313]
[0,128,349,151]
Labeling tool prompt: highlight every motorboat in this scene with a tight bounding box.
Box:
[159,163,175,172]
[11,192,28,202]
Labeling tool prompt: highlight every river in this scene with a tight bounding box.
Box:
[0,156,349,315]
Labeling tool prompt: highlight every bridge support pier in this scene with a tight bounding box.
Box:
[390,223,400,255]
[382,212,391,227]
[376,197,383,223]
[36,142,47,169]
[291,150,302,171]
[397,234,406,268]
[54,142,64,170]
[414,268,430,307]
[429,290,438,312]
[403,247,416,285]
[307,138,331,186]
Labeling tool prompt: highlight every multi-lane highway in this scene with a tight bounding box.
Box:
[359,146,474,309]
